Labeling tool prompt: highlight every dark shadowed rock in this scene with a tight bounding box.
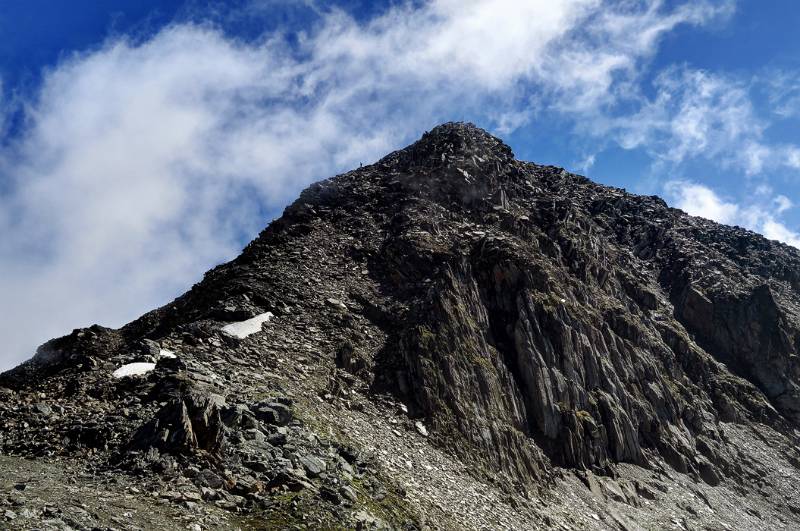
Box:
[130,392,223,455]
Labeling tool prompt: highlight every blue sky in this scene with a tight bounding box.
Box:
[2,0,800,369]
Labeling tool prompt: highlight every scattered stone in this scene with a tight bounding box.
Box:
[244,460,270,473]
[233,476,262,496]
[325,298,348,311]
[254,402,292,426]
[298,455,327,477]
[354,510,385,530]
[320,485,341,504]
[34,403,53,416]
[340,485,358,502]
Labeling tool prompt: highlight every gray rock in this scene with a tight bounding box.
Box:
[320,485,341,504]
[34,403,53,416]
[298,454,327,477]
[698,458,721,486]
[325,298,348,311]
[195,469,224,489]
[220,404,253,428]
[244,460,270,473]
[254,402,292,426]
[340,485,358,502]
[129,392,224,455]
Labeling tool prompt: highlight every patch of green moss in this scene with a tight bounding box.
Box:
[236,491,308,529]
[350,476,418,527]
[417,324,436,350]
[470,351,494,369]
[256,402,420,529]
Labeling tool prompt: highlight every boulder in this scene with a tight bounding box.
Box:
[130,391,224,455]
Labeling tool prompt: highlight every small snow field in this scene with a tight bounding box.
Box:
[159,349,177,359]
[112,362,156,379]
[221,312,274,339]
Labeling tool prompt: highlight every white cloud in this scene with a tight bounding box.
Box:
[0,1,736,370]
[612,68,761,168]
[775,195,793,214]
[601,66,800,176]
[576,153,597,173]
[549,0,734,109]
[665,181,739,223]
[492,109,534,136]
[761,218,800,248]
[765,69,800,119]
[754,184,772,196]
[665,180,800,248]
[786,146,800,169]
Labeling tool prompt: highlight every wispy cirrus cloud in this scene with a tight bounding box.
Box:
[591,66,800,176]
[765,69,800,119]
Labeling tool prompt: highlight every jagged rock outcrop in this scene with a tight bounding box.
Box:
[129,391,225,456]
[2,122,800,529]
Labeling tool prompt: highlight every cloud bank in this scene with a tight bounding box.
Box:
[0,0,767,369]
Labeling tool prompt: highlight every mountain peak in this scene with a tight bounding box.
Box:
[422,122,503,144]
[400,121,514,165]
[361,122,521,210]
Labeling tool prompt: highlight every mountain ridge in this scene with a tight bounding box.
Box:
[3,122,800,529]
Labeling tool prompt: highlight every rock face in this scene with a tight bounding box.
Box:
[3,122,800,529]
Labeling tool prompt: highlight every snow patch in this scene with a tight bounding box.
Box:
[159,349,177,359]
[221,312,274,339]
[112,362,156,378]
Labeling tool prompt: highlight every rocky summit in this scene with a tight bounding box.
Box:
[3,122,800,530]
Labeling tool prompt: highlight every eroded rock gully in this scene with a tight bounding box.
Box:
[3,123,800,529]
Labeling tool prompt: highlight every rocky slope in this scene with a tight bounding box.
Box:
[3,122,800,530]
